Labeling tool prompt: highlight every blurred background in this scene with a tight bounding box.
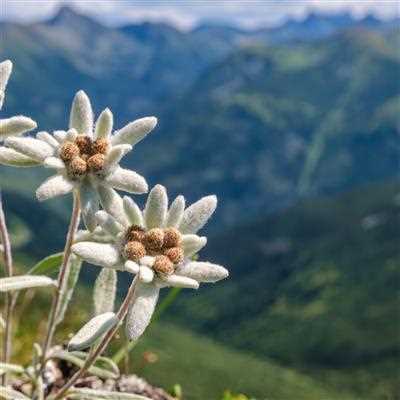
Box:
[0,1,399,399]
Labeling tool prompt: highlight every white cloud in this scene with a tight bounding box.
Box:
[1,0,398,29]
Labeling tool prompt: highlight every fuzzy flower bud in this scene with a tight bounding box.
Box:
[87,153,105,172]
[93,138,109,154]
[75,135,93,155]
[69,156,87,176]
[144,228,164,251]
[164,247,184,264]
[125,225,145,242]
[60,142,80,162]
[163,227,182,248]
[153,255,174,275]
[124,241,146,262]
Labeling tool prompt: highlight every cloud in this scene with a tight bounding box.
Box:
[1,0,398,29]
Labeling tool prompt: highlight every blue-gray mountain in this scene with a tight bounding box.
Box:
[0,7,399,231]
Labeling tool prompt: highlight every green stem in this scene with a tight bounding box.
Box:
[41,191,81,366]
[0,189,14,386]
[52,277,138,400]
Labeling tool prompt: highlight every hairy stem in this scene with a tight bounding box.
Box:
[41,191,81,365]
[52,277,138,400]
[0,189,14,386]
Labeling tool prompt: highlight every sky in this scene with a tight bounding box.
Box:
[1,0,399,29]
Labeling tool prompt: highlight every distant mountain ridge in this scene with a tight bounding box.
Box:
[0,6,398,230]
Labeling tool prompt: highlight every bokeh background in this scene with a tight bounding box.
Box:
[0,1,399,399]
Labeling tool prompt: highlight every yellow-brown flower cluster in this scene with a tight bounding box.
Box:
[60,135,109,177]
[123,226,184,275]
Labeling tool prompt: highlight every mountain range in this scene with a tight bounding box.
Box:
[0,7,399,398]
[0,6,399,230]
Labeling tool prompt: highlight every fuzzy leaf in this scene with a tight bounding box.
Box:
[0,362,25,375]
[0,386,30,399]
[68,312,118,351]
[68,388,151,399]
[0,275,56,292]
[69,352,120,377]
[94,269,117,315]
[55,255,82,325]
[28,252,63,275]
[51,350,119,380]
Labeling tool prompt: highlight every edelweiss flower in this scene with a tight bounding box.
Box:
[72,185,229,341]
[0,60,38,167]
[4,90,157,230]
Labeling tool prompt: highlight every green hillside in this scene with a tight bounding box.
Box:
[150,30,399,227]
[3,181,399,399]
[166,181,400,398]
[3,276,357,400]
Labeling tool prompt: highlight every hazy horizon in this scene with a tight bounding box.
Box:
[1,0,398,30]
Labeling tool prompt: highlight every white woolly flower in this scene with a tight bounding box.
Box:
[4,90,157,230]
[72,185,229,341]
[0,60,38,167]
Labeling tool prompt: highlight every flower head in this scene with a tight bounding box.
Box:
[72,185,229,341]
[0,60,38,167]
[3,90,157,230]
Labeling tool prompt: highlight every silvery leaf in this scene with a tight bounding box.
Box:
[0,362,25,375]
[0,275,56,292]
[68,312,118,352]
[93,268,117,315]
[68,388,151,399]
[0,386,30,399]
[51,350,118,380]
[69,351,120,377]
[55,255,82,325]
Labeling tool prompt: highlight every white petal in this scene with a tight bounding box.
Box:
[43,157,65,170]
[0,116,37,139]
[97,185,129,226]
[123,196,144,227]
[95,108,113,139]
[0,147,41,167]
[36,174,75,202]
[53,130,68,143]
[160,274,199,289]
[103,144,132,172]
[66,128,78,142]
[105,167,148,194]
[124,260,139,274]
[69,90,94,136]
[95,210,123,236]
[139,256,154,267]
[175,261,229,283]
[138,265,154,283]
[179,195,217,234]
[165,195,185,227]
[144,184,168,229]
[0,60,12,92]
[72,242,122,268]
[80,180,99,231]
[5,136,54,161]
[182,235,207,257]
[36,131,59,148]
[111,116,157,146]
[125,281,159,341]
